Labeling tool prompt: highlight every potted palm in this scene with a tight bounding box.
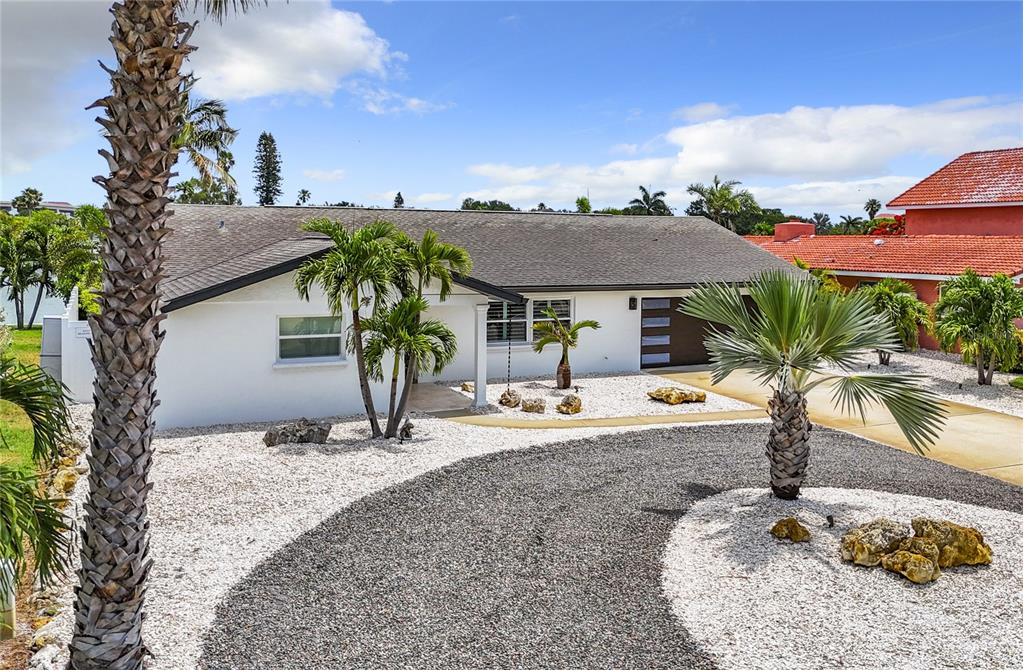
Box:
[532,307,600,389]
[682,270,946,500]
[857,278,931,365]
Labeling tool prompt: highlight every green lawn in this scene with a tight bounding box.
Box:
[1011,376,1023,391]
[1,327,43,472]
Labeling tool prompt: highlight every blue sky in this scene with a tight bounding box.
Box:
[2,1,1021,216]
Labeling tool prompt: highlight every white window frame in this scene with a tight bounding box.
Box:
[486,297,574,348]
[276,314,345,365]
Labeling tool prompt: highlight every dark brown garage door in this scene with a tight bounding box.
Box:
[639,297,714,368]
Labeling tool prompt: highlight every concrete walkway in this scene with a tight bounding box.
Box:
[655,369,1023,487]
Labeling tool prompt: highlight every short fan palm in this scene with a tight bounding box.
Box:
[682,271,946,500]
[532,308,600,389]
[857,278,931,365]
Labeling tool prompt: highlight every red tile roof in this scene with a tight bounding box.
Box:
[744,234,1023,278]
[888,147,1023,207]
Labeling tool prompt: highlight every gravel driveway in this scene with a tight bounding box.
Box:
[198,424,1021,670]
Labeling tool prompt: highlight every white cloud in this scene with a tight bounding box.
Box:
[747,176,921,215]
[610,143,639,156]
[0,0,109,173]
[303,168,346,182]
[672,102,735,122]
[187,1,397,100]
[415,192,452,204]
[343,82,451,115]
[665,97,1022,179]
[460,97,1022,213]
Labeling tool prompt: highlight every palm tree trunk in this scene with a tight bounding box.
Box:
[13,291,24,330]
[384,354,400,437]
[766,388,811,500]
[390,356,417,438]
[984,353,998,386]
[975,349,987,385]
[70,1,190,667]
[27,281,46,329]
[556,346,571,389]
[350,309,383,437]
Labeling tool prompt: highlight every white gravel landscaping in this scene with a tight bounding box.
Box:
[37,406,756,670]
[450,371,755,419]
[829,349,1023,418]
[662,487,1023,670]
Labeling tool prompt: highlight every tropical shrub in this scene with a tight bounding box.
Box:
[933,270,1023,385]
[532,308,600,389]
[682,270,945,500]
[857,278,931,364]
[792,257,845,295]
[869,215,905,236]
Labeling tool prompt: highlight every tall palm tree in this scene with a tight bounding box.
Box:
[72,2,259,667]
[864,198,882,220]
[532,307,601,388]
[363,295,458,437]
[295,219,398,437]
[628,185,671,215]
[392,229,472,385]
[857,278,931,365]
[837,214,866,235]
[686,175,758,232]
[810,212,831,230]
[682,271,946,500]
[174,95,239,186]
[0,328,73,621]
[296,189,312,206]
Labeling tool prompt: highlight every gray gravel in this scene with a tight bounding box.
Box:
[198,424,1022,670]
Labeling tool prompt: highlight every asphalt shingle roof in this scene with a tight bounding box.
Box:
[887,147,1023,207]
[161,204,795,308]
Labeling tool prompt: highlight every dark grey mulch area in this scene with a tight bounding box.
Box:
[198,424,1022,670]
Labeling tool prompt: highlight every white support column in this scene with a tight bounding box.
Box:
[473,303,488,407]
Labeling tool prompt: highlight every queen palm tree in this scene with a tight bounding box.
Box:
[628,185,671,215]
[0,324,73,619]
[858,278,931,365]
[174,94,239,186]
[363,295,458,437]
[864,198,882,220]
[532,307,601,388]
[682,270,946,500]
[72,1,259,667]
[686,175,759,232]
[295,219,398,437]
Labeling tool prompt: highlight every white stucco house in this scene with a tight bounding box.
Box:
[51,204,792,428]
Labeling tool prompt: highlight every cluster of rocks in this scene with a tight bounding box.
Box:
[262,418,332,447]
[647,387,706,405]
[841,517,993,584]
[499,389,583,415]
[769,515,993,585]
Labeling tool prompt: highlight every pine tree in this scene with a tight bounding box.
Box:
[393,192,404,208]
[253,131,283,206]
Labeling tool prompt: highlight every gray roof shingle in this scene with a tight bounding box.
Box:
[162,204,794,309]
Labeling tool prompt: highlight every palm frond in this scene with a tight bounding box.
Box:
[824,374,947,454]
[0,466,71,597]
[0,355,72,464]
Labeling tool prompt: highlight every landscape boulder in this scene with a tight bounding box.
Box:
[770,517,811,543]
[556,393,583,415]
[263,418,332,447]
[840,518,910,567]
[499,389,522,408]
[521,397,546,413]
[911,517,993,568]
[647,387,706,405]
[460,381,475,393]
[881,549,941,584]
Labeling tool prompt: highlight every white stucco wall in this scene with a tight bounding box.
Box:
[107,272,707,429]
[2,286,67,326]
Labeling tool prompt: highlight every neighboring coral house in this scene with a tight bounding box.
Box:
[747,147,1023,350]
